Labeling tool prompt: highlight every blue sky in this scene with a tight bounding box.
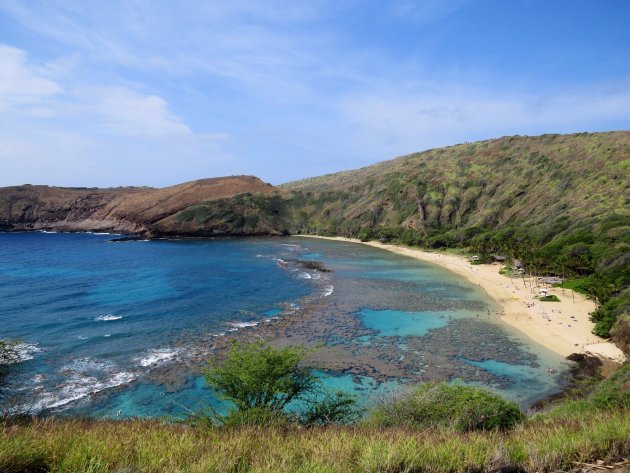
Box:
[1,0,629,187]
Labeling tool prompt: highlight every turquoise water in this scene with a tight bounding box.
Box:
[0,233,570,416]
[361,309,452,337]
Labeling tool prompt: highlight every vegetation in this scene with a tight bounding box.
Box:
[275,132,630,338]
[175,192,291,236]
[366,383,525,431]
[531,362,630,422]
[1,353,629,472]
[539,295,561,302]
[200,341,359,427]
[557,276,592,295]
[591,288,630,338]
[1,407,628,472]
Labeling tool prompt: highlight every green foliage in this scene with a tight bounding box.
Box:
[203,341,359,426]
[299,391,360,426]
[280,132,630,337]
[2,411,630,473]
[591,288,630,337]
[589,362,630,409]
[367,383,525,432]
[357,227,374,242]
[558,276,593,295]
[539,295,560,302]
[2,365,629,472]
[175,193,292,235]
[220,406,292,427]
[204,341,317,412]
[535,363,630,418]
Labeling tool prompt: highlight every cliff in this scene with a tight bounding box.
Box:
[0,176,274,236]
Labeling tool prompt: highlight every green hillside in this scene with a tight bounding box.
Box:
[177,132,630,337]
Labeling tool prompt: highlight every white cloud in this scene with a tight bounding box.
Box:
[0,2,628,187]
[83,86,191,137]
[0,42,233,187]
[0,45,62,109]
[337,82,630,158]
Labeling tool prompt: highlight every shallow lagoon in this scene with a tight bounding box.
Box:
[0,233,570,417]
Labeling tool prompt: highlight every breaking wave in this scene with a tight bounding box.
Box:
[95,314,122,321]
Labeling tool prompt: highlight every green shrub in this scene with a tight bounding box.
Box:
[202,341,359,426]
[590,363,630,409]
[558,276,593,295]
[591,287,630,337]
[300,391,361,426]
[366,383,525,431]
[539,295,560,302]
[204,341,318,412]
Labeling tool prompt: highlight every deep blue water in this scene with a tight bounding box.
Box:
[0,233,570,417]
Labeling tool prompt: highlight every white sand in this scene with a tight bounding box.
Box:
[298,235,626,363]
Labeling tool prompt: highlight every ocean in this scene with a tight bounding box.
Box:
[0,232,570,417]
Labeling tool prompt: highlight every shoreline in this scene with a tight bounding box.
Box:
[297,235,625,363]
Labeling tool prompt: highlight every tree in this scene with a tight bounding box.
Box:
[203,341,359,426]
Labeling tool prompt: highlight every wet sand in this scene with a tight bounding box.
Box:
[297,235,626,363]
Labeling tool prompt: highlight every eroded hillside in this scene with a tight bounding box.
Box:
[0,176,274,235]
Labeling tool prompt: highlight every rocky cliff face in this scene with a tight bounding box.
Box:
[0,176,275,236]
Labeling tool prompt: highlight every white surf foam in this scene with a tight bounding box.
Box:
[27,370,136,412]
[32,374,46,384]
[297,272,312,279]
[62,357,114,373]
[229,321,259,329]
[6,343,43,363]
[323,285,334,297]
[95,314,122,321]
[137,348,179,367]
[21,355,137,413]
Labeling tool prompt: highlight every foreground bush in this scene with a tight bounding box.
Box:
[202,341,359,426]
[367,383,525,431]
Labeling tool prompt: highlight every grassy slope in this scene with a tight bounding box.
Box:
[280,132,629,240]
[2,364,629,472]
[2,411,628,472]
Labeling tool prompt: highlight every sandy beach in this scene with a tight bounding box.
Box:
[298,235,625,363]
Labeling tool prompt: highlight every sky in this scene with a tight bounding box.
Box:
[0,0,629,188]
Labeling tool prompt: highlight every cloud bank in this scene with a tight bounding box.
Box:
[0,1,628,187]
